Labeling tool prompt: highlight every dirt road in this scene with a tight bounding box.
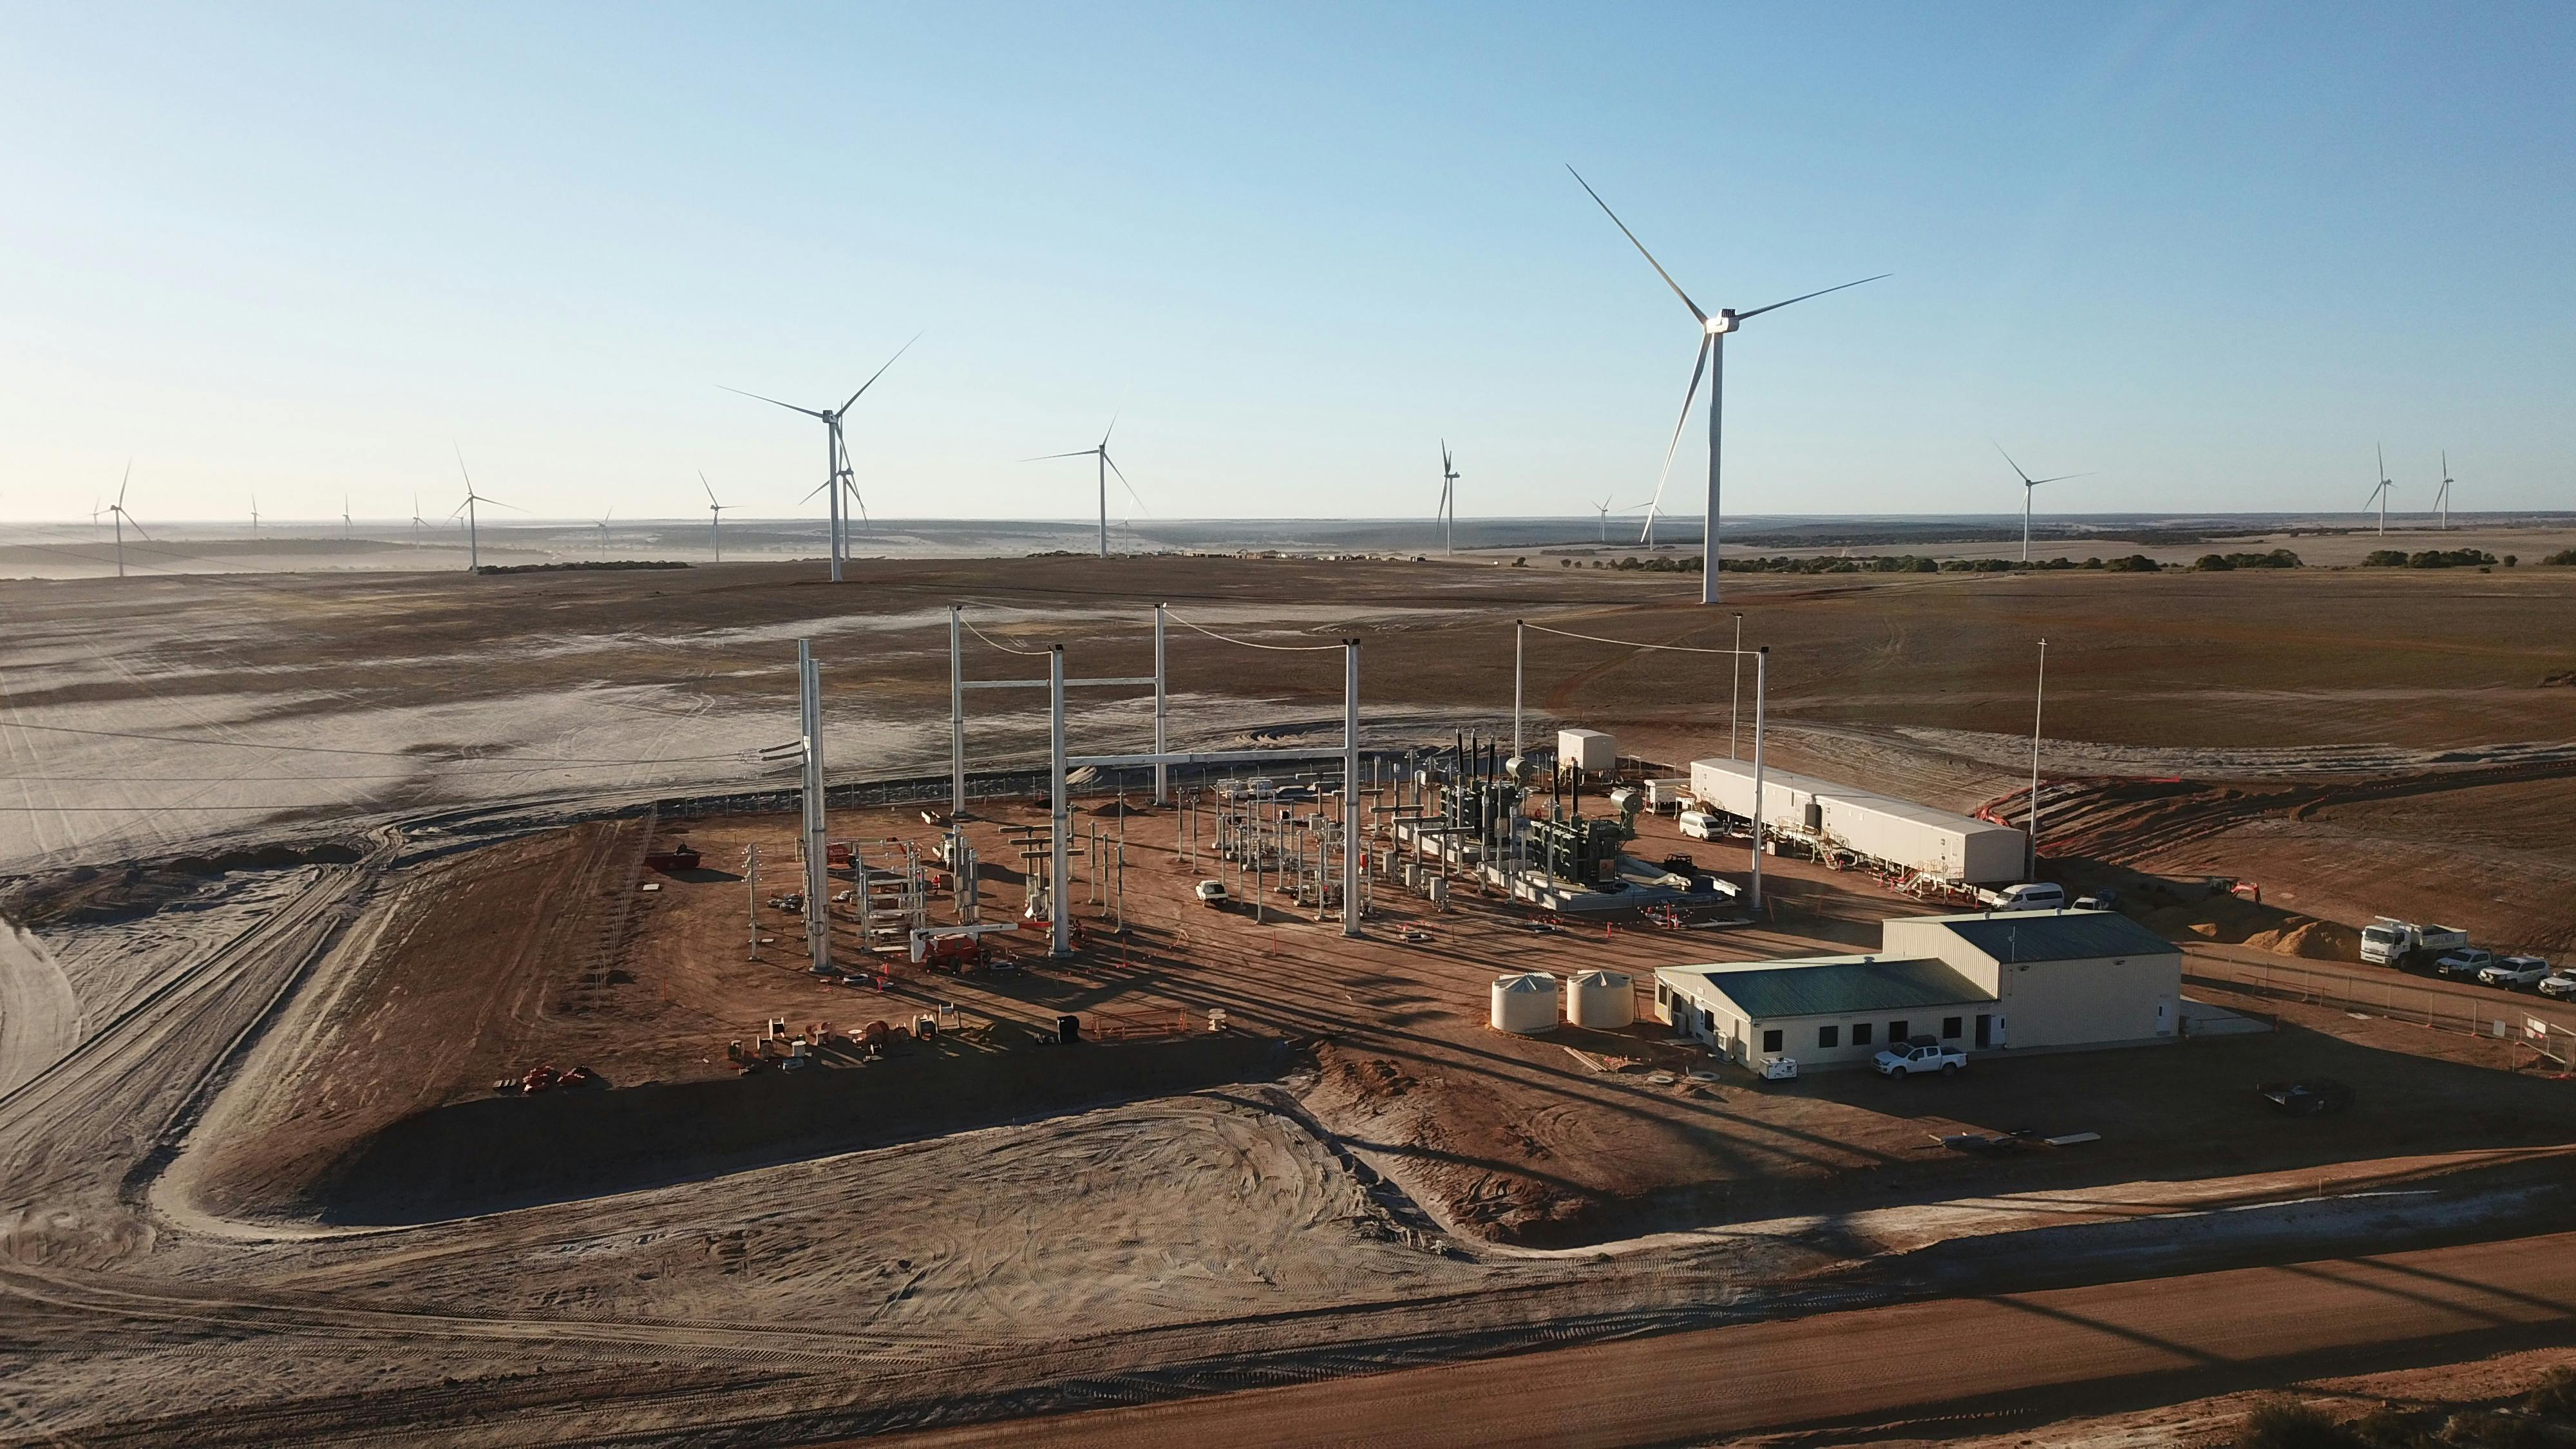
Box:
[878,1231,2576,1449]
[0,923,79,1095]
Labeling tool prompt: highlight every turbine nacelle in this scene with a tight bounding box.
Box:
[1706,312,1739,335]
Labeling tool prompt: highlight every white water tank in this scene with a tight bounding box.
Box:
[1490,972,1560,1034]
[1564,969,1635,1029]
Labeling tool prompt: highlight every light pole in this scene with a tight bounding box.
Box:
[2029,638,2047,878]
[1729,611,1744,758]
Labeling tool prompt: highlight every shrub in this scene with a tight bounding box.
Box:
[2235,1399,2362,1449]
[2103,554,2161,572]
[2363,550,2410,567]
[2407,548,2496,568]
[2196,553,2235,571]
[2543,549,2576,566]
[2504,554,2517,567]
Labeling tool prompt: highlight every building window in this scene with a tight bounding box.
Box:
[1942,1016,1964,1039]
[1762,1028,1783,1053]
[1852,1022,1872,1046]
[1817,1025,1839,1049]
[1656,982,1669,1005]
[1889,1020,1908,1044]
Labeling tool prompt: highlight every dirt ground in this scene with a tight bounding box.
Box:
[9,553,2576,1444]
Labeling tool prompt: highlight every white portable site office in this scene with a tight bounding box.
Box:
[1687,757,2025,885]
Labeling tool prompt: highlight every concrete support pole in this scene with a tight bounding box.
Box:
[1153,603,1169,805]
[1342,638,1361,938]
[1748,645,1766,915]
[798,641,831,974]
[1511,620,1523,767]
[2030,638,2047,877]
[949,605,966,814]
[1049,645,1072,957]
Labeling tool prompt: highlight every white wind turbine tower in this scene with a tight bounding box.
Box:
[594,507,613,551]
[1994,442,2093,562]
[1027,417,1143,558]
[700,472,737,562]
[726,334,917,583]
[2435,450,2454,530]
[2364,444,2394,536]
[1437,442,1460,554]
[102,463,147,578]
[341,495,353,541]
[450,444,517,571]
[250,495,260,536]
[1593,493,1616,544]
[1569,166,1886,604]
[410,492,428,549]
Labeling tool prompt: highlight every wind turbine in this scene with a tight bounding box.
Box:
[701,471,734,562]
[341,495,353,541]
[2435,450,2453,530]
[1993,442,2094,562]
[250,495,260,536]
[594,507,613,550]
[1436,442,1460,554]
[2365,445,2394,537]
[450,444,517,571]
[1569,166,1887,604]
[410,492,427,549]
[1027,417,1143,558]
[724,333,917,583]
[1593,494,1616,544]
[102,463,146,578]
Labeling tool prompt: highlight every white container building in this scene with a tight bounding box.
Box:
[1558,728,1616,775]
[1490,972,1560,1034]
[1564,969,1636,1028]
[1688,758,2025,886]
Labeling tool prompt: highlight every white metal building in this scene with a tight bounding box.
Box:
[1687,758,2026,885]
[1655,909,2181,1072]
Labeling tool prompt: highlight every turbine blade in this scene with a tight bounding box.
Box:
[1735,273,1891,321]
[1992,440,2034,486]
[802,478,835,502]
[2028,472,2094,486]
[1642,335,1713,527]
[118,459,131,507]
[721,385,829,420]
[702,470,719,506]
[840,332,923,412]
[1566,166,1707,323]
[1023,450,1098,462]
[1104,452,1146,513]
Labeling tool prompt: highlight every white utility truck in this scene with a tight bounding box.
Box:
[2361,918,2470,969]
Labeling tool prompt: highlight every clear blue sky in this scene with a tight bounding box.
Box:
[3,2,2569,525]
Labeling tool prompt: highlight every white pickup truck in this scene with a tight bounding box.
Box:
[2360,918,2470,969]
[1873,1039,1966,1079]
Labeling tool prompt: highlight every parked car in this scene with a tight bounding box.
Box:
[1982,882,2067,912]
[1193,880,1229,905]
[2074,887,2120,911]
[2433,947,2497,980]
[2479,956,2553,990]
[1677,810,1722,842]
[1873,1038,1965,1079]
[2259,1079,2353,1116]
[2538,970,2576,1001]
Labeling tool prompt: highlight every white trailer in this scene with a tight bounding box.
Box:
[1558,728,1616,775]
[1688,757,2024,885]
[1643,778,1695,813]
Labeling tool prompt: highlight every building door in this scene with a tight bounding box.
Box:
[1975,1013,1993,1049]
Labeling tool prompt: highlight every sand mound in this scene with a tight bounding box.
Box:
[2246,916,2359,960]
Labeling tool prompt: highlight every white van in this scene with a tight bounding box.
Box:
[1989,882,2067,911]
[1677,810,1721,842]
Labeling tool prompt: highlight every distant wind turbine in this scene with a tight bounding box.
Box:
[725,332,918,583]
[701,471,735,562]
[250,495,260,536]
[1593,494,1615,544]
[1027,417,1144,558]
[1993,442,2093,562]
[341,495,352,541]
[2365,445,2394,537]
[2435,451,2454,530]
[103,462,147,578]
[410,492,427,549]
[594,507,613,549]
[450,444,519,571]
[1569,165,1887,603]
[1435,442,1459,554]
